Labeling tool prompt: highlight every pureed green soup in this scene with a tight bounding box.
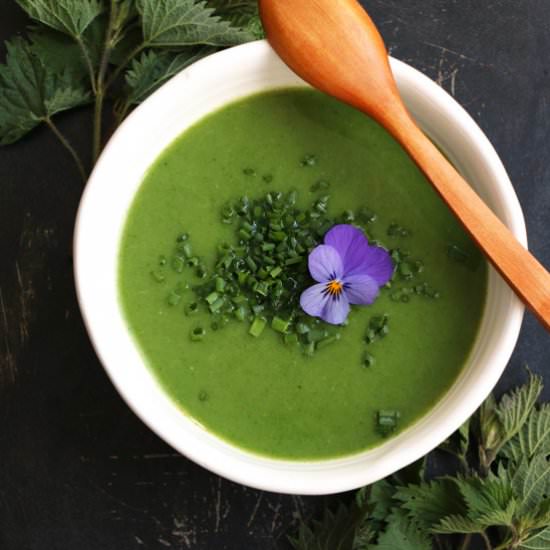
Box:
[119,88,487,460]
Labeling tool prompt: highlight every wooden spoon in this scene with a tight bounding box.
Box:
[259,0,550,331]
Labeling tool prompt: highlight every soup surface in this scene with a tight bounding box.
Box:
[119,88,487,460]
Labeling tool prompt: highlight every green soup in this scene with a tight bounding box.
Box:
[119,88,487,460]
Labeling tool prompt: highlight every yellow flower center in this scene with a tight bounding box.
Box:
[326,279,344,297]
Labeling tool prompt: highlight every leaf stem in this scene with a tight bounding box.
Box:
[45,118,87,184]
[75,36,97,94]
[93,0,118,161]
[459,534,473,550]
[480,531,494,550]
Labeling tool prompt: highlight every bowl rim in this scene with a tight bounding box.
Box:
[74,40,526,495]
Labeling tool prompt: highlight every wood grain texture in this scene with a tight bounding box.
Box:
[259,0,550,331]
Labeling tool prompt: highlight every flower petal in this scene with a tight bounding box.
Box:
[321,294,350,325]
[300,283,350,325]
[344,274,380,305]
[324,224,371,275]
[308,244,343,282]
[346,246,394,284]
[300,283,330,317]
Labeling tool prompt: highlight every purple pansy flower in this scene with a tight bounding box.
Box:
[300,225,394,325]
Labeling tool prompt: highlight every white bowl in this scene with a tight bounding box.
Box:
[74,40,526,495]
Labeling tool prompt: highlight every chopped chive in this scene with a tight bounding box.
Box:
[215,277,226,293]
[185,302,199,316]
[206,292,219,305]
[284,333,299,346]
[307,328,328,343]
[181,243,193,258]
[301,154,317,167]
[245,257,257,272]
[272,316,290,333]
[187,257,199,267]
[303,341,315,357]
[167,292,182,306]
[198,390,209,402]
[376,410,401,436]
[150,269,166,283]
[234,305,247,321]
[190,327,206,341]
[177,233,189,242]
[363,352,376,368]
[209,297,225,313]
[172,257,184,273]
[296,322,310,334]
[270,266,282,278]
[316,334,341,350]
[159,255,167,266]
[311,179,330,192]
[249,317,267,337]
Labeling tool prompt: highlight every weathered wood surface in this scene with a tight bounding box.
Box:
[1,1,549,548]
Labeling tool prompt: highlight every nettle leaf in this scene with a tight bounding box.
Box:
[431,514,484,534]
[289,497,371,550]
[29,29,88,77]
[512,453,550,514]
[15,0,104,38]
[453,473,516,527]
[137,0,255,47]
[477,392,502,451]
[124,47,213,105]
[496,372,543,446]
[504,404,550,464]
[206,0,261,30]
[368,480,396,521]
[288,504,358,550]
[520,527,550,550]
[394,479,465,529]
[372,509,431,550]
[112,0,139,35]
[0,38,90,145]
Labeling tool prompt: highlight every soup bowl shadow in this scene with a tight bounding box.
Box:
[74,40,526,495]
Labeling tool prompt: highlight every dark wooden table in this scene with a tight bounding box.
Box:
[1,1,549,548]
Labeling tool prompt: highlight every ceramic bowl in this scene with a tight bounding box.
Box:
[74,40,526,495]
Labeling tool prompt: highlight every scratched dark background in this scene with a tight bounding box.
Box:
[1,1,549,549]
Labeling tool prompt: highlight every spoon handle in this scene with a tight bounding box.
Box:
[384,107,550,330]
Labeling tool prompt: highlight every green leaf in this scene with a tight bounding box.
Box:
[504,404,550,463]
[372,509,431,550]
[512,453,550,514]
[15,0,104,38]
[368,480,396,521]
[496,371,543,446]
[0,38,91,145]
[431,514,485,534]
[124,47,213,105]
[289,495,372,550]
[394,479,465,529]
[477,392,502,451]
[520,527,550,550]
[28,29,88,77]
[289,504,361,550]
[137,0,255,47]
[206,0,259,27]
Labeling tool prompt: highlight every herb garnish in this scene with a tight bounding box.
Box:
[0,0,263,182]
[289,370,550,550]
[159,187,439,363]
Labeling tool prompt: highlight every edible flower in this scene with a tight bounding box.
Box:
[300,225,394,325]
